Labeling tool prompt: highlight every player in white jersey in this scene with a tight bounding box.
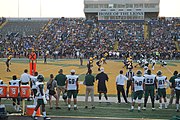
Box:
[174,74,180,112]
[130,70,145,112]
[9,75,21,112]
[143,70,157,110]
[0,79,4,104]
[156,71,169,109]
[66,69,79,111]
[144,66,148,75]
[32,75,50,120]
[134,59,143,68]
[150,58,156,70]
[30,72,38,105]
[160,60,167,67]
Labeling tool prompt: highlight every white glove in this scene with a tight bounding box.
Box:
[42,95,47,104]
[45,89,49,101]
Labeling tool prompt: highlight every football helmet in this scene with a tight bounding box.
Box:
[37,75,44,82]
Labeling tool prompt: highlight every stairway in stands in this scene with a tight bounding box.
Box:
[37,19,52,39]
[174,40,180,51]
[0,21,7,29]
[113,41,119,51]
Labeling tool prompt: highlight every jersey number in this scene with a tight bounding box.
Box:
[146,78,153,83]
[176,81,180,87]
[136,81,142,86]
[68,79,75,84]
[158,80,165,85]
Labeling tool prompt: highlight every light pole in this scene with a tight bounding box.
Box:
[18,0,20,18]
[40,0,42,17]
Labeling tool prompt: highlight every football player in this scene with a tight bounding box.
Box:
[122,59,128,69]
[144,59,149,68]
[0,79,4,104]
[160,60,167,67]
[66,69,79,111]
[174,74,180,112]
[134,59,143,68]
[30,72,39,105]
[142,69,157,111]
[6,54,13,72]
[143,66,148,75]
[156,71,169,109]
[9,75,21,112]
[130,70,145,112]
[96,59,102,71]
[87,57,94,71]
[32,75,50,120]
[150,58,156,70]
[127,56,133,70]
[101,57,107,64]
[169,71,178,105]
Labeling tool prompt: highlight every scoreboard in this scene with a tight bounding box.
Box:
[84,0,160,20]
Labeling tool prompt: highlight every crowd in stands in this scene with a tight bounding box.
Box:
[95,18,179,60]
[0,17,180,60]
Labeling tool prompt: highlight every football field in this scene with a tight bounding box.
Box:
[0,58,179,95]
[0,58,180,119]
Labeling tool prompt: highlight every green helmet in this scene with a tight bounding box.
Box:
[62,92,67,100]
[136,70,142,75]
[157,70,162,76]
[37,75,44,82]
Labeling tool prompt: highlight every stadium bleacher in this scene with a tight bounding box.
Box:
[0,20,48,36]
[0,18,179,59]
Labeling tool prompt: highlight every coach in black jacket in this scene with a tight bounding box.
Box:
[96,67,109,103]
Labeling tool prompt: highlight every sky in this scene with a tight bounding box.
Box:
[0,0,180,18]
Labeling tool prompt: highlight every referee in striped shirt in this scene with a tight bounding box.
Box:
[125,69,134,97]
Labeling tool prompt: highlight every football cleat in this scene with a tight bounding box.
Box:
[32,116,38,120]
[44,117,51,120]
[129,109,134,112]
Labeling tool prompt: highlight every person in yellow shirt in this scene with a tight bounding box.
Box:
[6,54,12,72]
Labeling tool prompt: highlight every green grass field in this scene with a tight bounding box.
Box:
[3,99,180,119]
[0,58,180,119]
